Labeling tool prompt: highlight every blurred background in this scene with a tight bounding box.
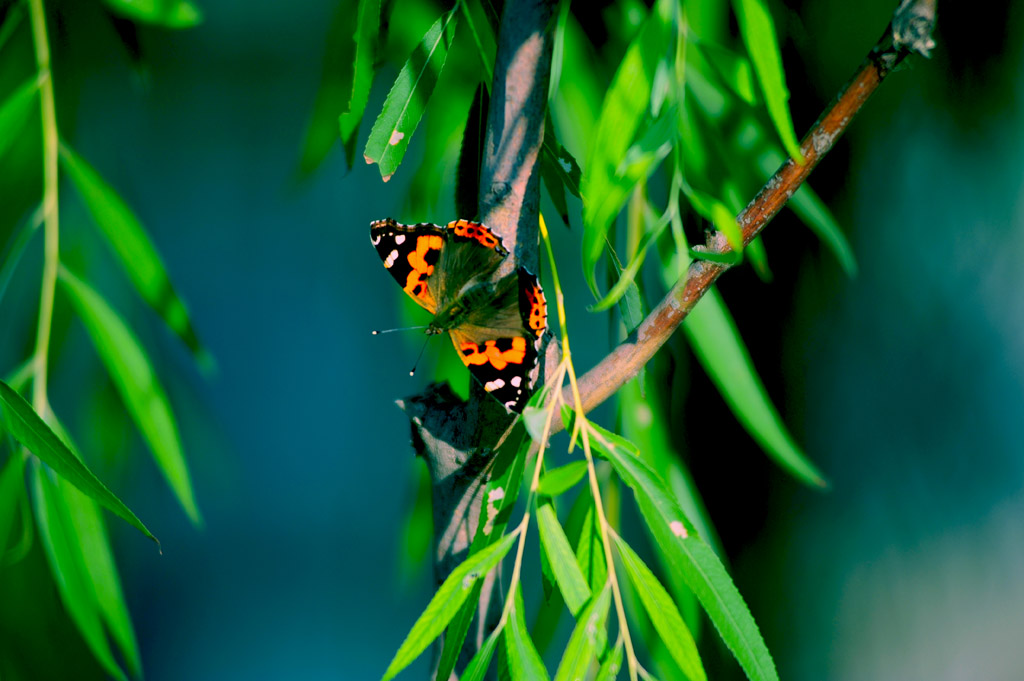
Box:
[0,0,1022,679]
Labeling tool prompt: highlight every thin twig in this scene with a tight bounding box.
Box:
[559,0,937,426]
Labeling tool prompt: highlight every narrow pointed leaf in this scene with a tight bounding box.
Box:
[459,0,497,82]
[364,9,457,182]
[614,534,705,681]
[101,0,202,28]
[0,4,25,54]
[0,76,40,161]
[595,638,624,681]
[0,453,26,558]
[0,207,41,309]
[58,265,201,524]
[31,464,129,681]
[585,420,779,681]
[381,530,517,681]
[504,588,551,681]
[537,461,588,497]
[462,626,502,681]
[0,381,155,540]
[553,584,611,681]
[731,0,802,161]
[339,0,381,165]
[59,144,208,362]
[684,289,826,487]
[537,500,591,617]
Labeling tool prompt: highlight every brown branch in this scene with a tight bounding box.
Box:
[559,0,937,425]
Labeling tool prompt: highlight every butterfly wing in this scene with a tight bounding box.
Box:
[370,218,446,313]
[449,268,548,413]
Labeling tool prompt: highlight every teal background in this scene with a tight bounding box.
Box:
[1,0,1023,679]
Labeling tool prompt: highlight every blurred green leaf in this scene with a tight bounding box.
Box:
[462,626,501,681]
[684,289,827,487]
[0,75,39,161]
[614,534,705,681]
[339,0,381,165]
[297,0,359,177]
[381,530,517,681]
[731,0,802,161]
[584,419,779,681]
[59,144,208,363]
[0,453,26,560]
[364,9,458,182]
[58,265,201,524]
[590,199,673,313]
[0,4,25,54]
[31,464,129,681]
[694,38,757,105]
[460,0,497,83]
[0,206,41,308]
[49,417,141,677]
[553,583,611,681]
[504,587,551,681]
[537,461,588,497]
[537,500,591,616]
[0,381,155,541]
[102,0,202,28]
[595,637,624,681]
[580,0,673,294]
[547,0,570,103]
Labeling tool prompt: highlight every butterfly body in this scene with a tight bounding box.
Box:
[370,218,547,412]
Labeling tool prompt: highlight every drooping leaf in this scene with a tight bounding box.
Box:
[459,0,497,83]
[31,464,129,681]
[0,453,26,559]
[537,500,592,617]
[339,0,381,166]
[575,501,608,594]
[0,4,25,54]
[553,584,611,681]
[364,9,458,182]
[59,144,208,363]
[381,530,517,681]
[461,626,502,681]
[0,76,40,161]
[58,265,201,524]
[0,381,155,541]
[583,419,780,681]
[580,0,673,293]
[614,534,705,681]
[504,588,551,681]
[297,0,360,177]
[537,461,588,498]
[684,289,826,487]
[595,637,624,681]
[101,0,202,28]
[731,0,802,161]
[0,206,41,308]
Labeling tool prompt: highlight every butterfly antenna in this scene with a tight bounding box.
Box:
[371,325,428,335]
[409,335,432,377]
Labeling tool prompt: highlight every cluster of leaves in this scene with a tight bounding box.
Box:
[298,0,863,679]
[0,0,204,678]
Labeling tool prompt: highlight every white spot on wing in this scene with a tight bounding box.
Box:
[384,249,399,268]
[510,376,522,388]
[484,378,505,392]
[670,521,688,538]
[394,234,406,245]
[371,234,381,245]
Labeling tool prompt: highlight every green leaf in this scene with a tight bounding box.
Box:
[381,530,518,681]
[59,144,208,363]
[731,0,802,161]
[587,421,779,681]
[49,417,142,676]
[537,461,588,497]
[364,9,458,182]
[614,534,705,681]
[575,502,608,593]
[0,206,41,309]
[58,265,201,524]
[0,453,26,560]
[0,76,40,161]
[0,4,25,54]
[459,0,497,83]
[462,627,502,681]
[31,464,129,681]
[296,0,360,177]
[0,381,155,541]
[504,588,551,681]
[589,200,673,313]
[580,0,673,293]
[339,0,381,166]
[101,0,202,28]
[537,500,592,617]
[436,582,484,681]
[595,638,624,681]
[553,584,611,681]
[684,289,827,487]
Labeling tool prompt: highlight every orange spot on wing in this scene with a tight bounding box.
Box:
[526,285,547,333]
[403,235,443,301]
[459,338,527,369]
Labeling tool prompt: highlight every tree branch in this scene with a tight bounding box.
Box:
[559,0,937,426]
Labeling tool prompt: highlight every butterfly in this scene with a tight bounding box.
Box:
[370,218,547,412]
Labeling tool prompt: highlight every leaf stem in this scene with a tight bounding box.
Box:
[27,0,59,420]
